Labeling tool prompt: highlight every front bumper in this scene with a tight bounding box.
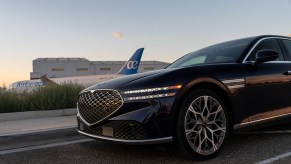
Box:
[77,97,176,144]
[77,118,172,144]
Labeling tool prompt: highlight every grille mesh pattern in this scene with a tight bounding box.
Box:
[78,90,123,124]
[78,119,149,140]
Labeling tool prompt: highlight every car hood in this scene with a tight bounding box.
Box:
[84,68,175,91]
[83,63,242,92]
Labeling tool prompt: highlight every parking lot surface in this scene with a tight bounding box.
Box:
[0,125,291,164]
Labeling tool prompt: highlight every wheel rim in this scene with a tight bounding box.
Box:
[184,96,226,155]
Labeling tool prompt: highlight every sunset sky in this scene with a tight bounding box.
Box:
[1,0,291,86]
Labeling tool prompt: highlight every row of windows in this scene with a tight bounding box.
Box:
[167,37,291,69]
[52,68,89,72]
[76,68,89,71]
[51,67,156,72]
[51,68,64,71]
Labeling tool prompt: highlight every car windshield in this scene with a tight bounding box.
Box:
[167,37,254,69]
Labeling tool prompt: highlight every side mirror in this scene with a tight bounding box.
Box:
[253,49,279,66]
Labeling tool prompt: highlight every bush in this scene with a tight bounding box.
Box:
[0,90,24,113]
[0,83,84,113]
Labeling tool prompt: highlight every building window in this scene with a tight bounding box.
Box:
[52,68,64,71]
[144,67,154,70]
[100,68,111,71]
[77,68,88,71]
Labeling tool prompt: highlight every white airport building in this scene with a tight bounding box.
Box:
[30,58,170,80]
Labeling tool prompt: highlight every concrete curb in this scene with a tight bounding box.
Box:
[0,108,77,122]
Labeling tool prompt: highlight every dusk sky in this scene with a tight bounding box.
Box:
[1,0,291,86]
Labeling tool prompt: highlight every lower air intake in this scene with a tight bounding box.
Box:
[78,119,149,140]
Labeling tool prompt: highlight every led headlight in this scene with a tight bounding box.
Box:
[121,85,182,101]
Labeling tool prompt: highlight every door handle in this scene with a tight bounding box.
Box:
[283,71,291,75]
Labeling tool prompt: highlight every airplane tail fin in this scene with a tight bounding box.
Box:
[40,75,57,86]
[117,48,144,75]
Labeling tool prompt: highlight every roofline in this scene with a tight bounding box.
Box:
[253,35,291,40]
[236,35,291,63]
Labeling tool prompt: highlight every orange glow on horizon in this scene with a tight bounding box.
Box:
[1,73,29,88]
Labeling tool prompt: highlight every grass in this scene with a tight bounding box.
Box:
[0,89,23,113]
[0,83,83,113]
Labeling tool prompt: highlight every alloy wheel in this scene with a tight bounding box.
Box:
[184,96,226,155]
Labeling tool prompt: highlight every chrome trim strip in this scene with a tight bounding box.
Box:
[265,61,291,63]
[242,37,291,63]
[222,78,245,84]
[80,88,123,94]
[227,84,245,89]
[233,122,249,129]
[77,130,173,144]
[77,89,124,127]
[244,61,291,64]
[234,112,291,129]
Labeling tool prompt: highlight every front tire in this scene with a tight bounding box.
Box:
[175,89,230,160]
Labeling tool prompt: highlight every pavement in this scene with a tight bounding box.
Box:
[1,109,291,137]
[0,109,77,136]
[1,109,291,163]
[1,109,290,137]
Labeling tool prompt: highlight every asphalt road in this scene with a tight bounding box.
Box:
[1,125,291,164]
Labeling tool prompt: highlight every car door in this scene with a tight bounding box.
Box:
[244,38,291,123]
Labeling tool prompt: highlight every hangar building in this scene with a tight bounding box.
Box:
[30,58,170,80]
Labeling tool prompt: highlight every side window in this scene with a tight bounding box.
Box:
[246,39,284,61]
[180,55,206,67]
[281,39,291,59]
[214,56,234,63]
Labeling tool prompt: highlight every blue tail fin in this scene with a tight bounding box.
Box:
[117,48,144,75]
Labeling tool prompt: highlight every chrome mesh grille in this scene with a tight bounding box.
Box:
[78,118,149,140]
[78,90,123,125]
